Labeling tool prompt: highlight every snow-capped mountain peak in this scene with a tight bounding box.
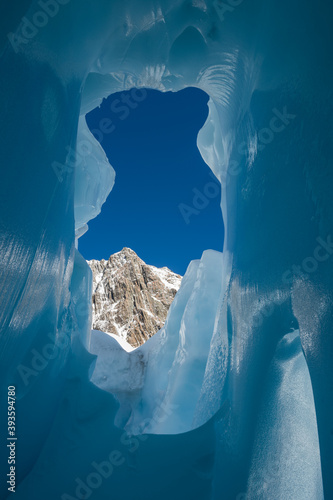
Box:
[87,248,182,347]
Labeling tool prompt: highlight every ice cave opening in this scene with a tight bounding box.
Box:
[75,83,227,432]
[78,86,224,351]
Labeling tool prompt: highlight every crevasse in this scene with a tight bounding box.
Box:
[0,1,332,499]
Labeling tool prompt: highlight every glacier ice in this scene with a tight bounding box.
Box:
[1,0,333,499]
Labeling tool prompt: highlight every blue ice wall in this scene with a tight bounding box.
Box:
[0,0,332,499]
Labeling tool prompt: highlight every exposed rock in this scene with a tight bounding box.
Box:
[87,248,182,347]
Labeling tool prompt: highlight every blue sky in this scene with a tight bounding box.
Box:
[79,87,224,276]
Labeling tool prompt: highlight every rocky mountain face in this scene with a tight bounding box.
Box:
[87,248,182,347]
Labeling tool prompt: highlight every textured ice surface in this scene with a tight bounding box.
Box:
[1,0,332,499]
[74,116,115,237]
[245,330,323,499]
